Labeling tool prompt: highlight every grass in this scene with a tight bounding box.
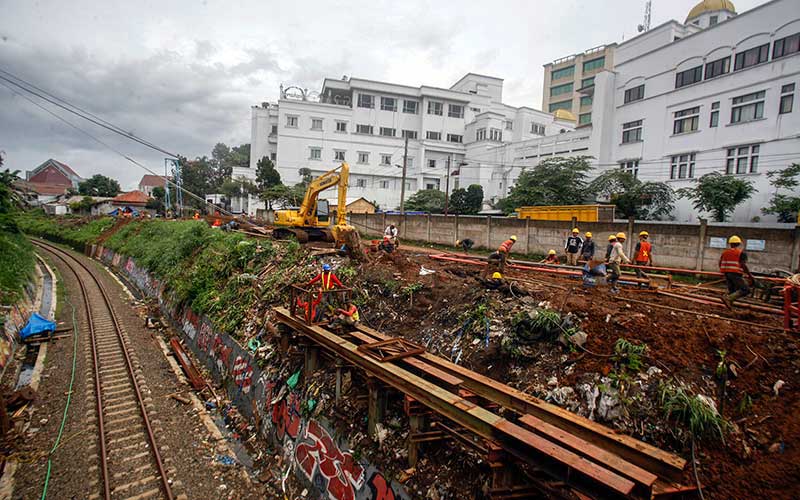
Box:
[613,338,648,372]
[659,382,728,442]
[17,210,116,250]
[0,229,35,305]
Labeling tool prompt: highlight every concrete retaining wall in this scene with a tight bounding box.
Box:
[351,213,800,273]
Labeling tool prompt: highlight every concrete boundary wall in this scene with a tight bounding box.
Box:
[351,213,800,273]
[92,245,410,500]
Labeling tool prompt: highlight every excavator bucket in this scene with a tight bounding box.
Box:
[332,224,365,261]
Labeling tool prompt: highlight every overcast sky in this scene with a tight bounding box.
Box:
[0,0,764,190]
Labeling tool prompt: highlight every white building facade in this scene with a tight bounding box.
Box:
[239,74,572,213]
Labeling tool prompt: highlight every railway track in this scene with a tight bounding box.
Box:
[32,240,176,500]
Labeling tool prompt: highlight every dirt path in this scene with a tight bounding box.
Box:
[10,245,265,500]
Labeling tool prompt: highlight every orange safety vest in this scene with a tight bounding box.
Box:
[719,248,743,274]
[635,241,652,262]
[498,239,515,254]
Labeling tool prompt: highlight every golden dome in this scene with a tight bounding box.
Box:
[686,0,736,22]
[553,109,576,121]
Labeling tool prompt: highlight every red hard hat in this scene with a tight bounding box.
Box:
[383,235,390,240]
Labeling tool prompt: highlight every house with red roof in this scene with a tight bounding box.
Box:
[109,190,154,216]
[138,174,171,196]
[25,159,84,202]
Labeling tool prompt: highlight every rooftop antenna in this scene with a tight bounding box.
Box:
[637,0,652,32]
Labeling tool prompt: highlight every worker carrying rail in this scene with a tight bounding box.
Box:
[720,235,755,309]
[484,235,517,278]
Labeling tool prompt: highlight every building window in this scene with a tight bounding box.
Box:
[673,106,700,134]
[726,145,760,174]
[773,32,800,60]
[381,97,397,112]
[581,76,595,88]
[710,101,720,127]
[270,153,276,161]
[583,56,605,72]
[402,130,418,139]
[621,120,643,143]
[709,15,718,25]
[734,44,769,71]
[549,100,572,112]
[731,90,765,123]
[489,128,502,141]
[425,180,440,190]
[286,115,298,127]
[550,82,573,97]
[504,120,513,130]
[580,96,593,106]
[470,107,481,113]
[426,131,441,140]
[624,84,645,103]
[428,159,436,168]
[407,158,414,168]
[675,66,702,88]
[551,65,575,80]
[530,123,545,135]
[428,101,443,115]
[357,152,369,164]
[309,148,321,160]
[476,128,486,141]
[380,154,392,166]
[356,124,374,134]
[270,125,278,135]
[379,180,389,189]
[670,153,696,180]
[334,150,346,161]
[780,83,795,114]
[447,134,463,143]
[357,93,374,108]
[311,118,323,130]
[379,127,396,137]
[355,178,367,188]
[578,113,591,125]
[448,104,464,118]
[704,56,730,80]
[620,160,639,178]
[335,121,347,133]
[403,100,418,114]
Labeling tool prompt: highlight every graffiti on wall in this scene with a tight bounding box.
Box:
[296,419,366,500]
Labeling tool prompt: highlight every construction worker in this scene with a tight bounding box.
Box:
[605,234,617,262]
[193,211,201,220]
[607,232,631,293]
[334,302,360,327]
[719,235,755,309]
[581,232,596,261]
[455,238,474,253]
[633,231,653,279]
[485,271,505,290]
[307,263,343,291]
[564,228,583,266]
[484,235,517,278]
[384,224,398,246]
[378,235,395,253]
[540,250,559,264]
[296,290,323,323]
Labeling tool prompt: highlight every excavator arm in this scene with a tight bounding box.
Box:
[296,163,349,226]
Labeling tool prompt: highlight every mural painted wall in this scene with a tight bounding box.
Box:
[94,246,409,500]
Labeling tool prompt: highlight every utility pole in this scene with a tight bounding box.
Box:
[400,136,408,214]
[444,155,451,216]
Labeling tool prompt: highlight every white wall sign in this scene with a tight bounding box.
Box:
[709,237,727,249]
[745,239,765,251]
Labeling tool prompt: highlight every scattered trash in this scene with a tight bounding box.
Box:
[286,370,301,389]
[773,380,785,397]
[419,266,435,276]
[216,454,236,465]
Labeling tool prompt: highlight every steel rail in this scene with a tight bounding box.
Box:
[32,240,174,500]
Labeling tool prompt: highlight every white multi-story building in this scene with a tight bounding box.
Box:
[239,74,574,213]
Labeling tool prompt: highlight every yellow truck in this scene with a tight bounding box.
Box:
[515,204,616,222]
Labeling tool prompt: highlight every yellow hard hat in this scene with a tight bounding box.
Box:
[510,235,518,241]
[492,272,503,279]
[608,234,617,241]
[639,231,649,237]
[548,249,556,255]
[616,232,627,239]
[455,239,462,246]
[572,228,579,233]
[729,235,742,244]
[585,232,592,238]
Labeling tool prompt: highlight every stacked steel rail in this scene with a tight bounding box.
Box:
[274,306,694,499]
[32,240,174,500]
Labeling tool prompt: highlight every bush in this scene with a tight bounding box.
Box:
[659,382,728,441]
[0,230,35,305]
[17,211,116,250]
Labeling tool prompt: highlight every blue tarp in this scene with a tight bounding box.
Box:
[109,206,139,217]
[19,313,56,340]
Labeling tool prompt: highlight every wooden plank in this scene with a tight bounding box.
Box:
[274,308,636,497]
[519,414,658,488]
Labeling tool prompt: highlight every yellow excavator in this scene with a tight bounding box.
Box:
[273,162,360,251]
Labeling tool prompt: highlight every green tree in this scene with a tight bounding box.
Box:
[255,156,281,190]
[465,184,484,213]
[449,184,484,215]
[762,163,800,223]
[219,177,258,210]
[589,170,674,220]
[78,174,121,197]
[0,167,24,231]
[677,173,755,222]
[260,183,307,209]
[70,196,96,214]
[404,189,446,213]
[298,167,313,186]
[180,156,215,208]
[210,142,250,190]
[497,156,592,214]
[449,188,470,214]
